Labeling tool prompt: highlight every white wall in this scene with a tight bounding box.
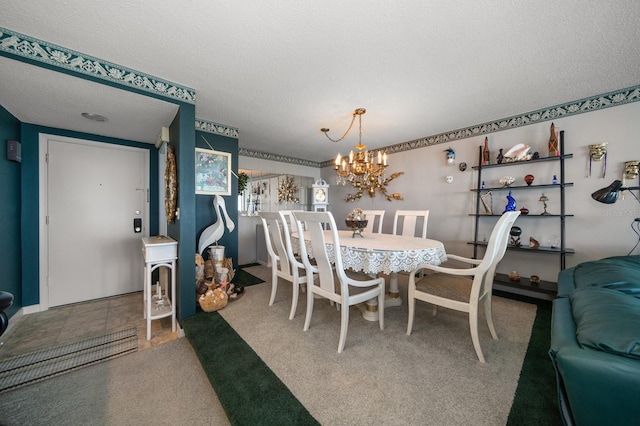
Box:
[322,101,640,282]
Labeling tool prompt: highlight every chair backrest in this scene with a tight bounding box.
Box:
[392,210,429,238]
[292,211,346,299]
[259,212,294,275]
[362,210,385,234]
[473,211,521,300]
[279,210,304,233]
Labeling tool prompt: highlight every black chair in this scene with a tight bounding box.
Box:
[0,291,14,337]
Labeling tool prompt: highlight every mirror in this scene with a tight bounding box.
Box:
[238,169,315,216]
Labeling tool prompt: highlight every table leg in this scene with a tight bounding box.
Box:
[361,272,403,322]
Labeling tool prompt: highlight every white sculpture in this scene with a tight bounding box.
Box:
[198,195,235,254]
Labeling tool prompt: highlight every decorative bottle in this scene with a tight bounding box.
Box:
[548,122,559,157]
[482,137,490,166]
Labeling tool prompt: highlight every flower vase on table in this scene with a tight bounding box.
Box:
[346,208,368,238]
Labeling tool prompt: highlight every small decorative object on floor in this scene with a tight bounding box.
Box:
[524,174,534,186]
[529,236,540,249]
[509,271,521,282]
[503,191,517,213]
[198,287,228,312]
[509,226,522,247]
[548,122,559,156]
[346,208,368,238]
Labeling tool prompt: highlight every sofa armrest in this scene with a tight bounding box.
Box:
[553,346,640,426]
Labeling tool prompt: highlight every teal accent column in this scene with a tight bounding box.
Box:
[166,104,197,321]
[0,106,22,318]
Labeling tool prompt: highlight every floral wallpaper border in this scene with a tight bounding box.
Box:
[239,148,321,168]
[0,27,195,104]
[318,84,640,167]
[195,119,239,139]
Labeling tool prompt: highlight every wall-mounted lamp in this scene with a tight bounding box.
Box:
[155,126,170,148]
[591,180,640,204]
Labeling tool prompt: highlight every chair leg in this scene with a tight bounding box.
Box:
[378,285,385,330]
[303,287,314,331]
[407,286,415,335]
[469,310,486,363]
[269,268,277,306]
[337,300,349,353]
[289,280,299,320]
[484,295,498,340]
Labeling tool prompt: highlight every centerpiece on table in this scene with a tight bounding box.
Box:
[345,208,368,238]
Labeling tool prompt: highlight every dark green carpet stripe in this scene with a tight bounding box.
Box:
[183,311,319,426]
[500,291,562,426]
[233,267,265,287]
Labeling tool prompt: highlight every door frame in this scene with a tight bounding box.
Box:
[38,133,150,310]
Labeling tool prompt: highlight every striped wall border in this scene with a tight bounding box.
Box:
[0,27,195,104]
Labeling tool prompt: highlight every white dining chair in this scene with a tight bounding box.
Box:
[406,211,520,363]
[292,211,386,353]
[392,210,429,238]
[259,211,311,320]
[361,209,385,234]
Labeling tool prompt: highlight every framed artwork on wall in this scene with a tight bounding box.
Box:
[195,147,232,195]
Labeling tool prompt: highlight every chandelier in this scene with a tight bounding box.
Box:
[321,108,403,202]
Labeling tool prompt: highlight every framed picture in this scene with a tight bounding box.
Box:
[195,147,232,195]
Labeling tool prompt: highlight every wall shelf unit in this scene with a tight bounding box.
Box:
[470,131,573,297]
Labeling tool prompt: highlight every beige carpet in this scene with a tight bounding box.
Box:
[0,338,229,426]
[220,265,536,425]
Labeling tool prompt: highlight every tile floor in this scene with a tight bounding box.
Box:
[0,292,178,360]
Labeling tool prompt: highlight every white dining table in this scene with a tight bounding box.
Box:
[292,230,447,321]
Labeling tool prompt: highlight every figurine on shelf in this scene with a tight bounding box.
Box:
[509,226,522,247]
[503,191,516,213]
[539,193,550,215]
[497,148,504,164]
[552,175,559,185]
[529,237,540,249]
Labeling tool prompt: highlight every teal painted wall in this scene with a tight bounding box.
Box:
[20,124,159,306]
[0,106,22,319]
[195,131,240,269]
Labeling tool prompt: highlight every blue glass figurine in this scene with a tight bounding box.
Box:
[503,191,516,213]
[552,175,558,184]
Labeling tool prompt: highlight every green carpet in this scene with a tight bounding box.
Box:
[504,292,562,425]
[186,286,560,425]
[233,265,265,287]
[183,311,319,426]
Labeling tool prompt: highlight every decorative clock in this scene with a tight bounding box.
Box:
[312,179,329,211]
[165,145,178,223]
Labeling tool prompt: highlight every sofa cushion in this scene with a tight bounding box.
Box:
[570,286,640,359]
[572,255,640,296]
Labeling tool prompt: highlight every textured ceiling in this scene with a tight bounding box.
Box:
[2,1,640,162]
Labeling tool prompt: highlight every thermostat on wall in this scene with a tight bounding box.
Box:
[7,140,21,163]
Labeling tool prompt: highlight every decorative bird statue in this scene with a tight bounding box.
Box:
[198,195,236,255]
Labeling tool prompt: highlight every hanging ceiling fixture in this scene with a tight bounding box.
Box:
[321,108,403,202]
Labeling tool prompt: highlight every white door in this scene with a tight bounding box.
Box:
[43,135,148,307]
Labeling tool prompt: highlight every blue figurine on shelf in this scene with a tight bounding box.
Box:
[503,191,516,213]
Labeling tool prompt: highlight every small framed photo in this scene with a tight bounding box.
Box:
[195,148,231,195]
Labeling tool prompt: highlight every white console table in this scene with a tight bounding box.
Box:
[142,236,178,340]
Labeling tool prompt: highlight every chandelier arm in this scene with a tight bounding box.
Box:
[321,112,358,143]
